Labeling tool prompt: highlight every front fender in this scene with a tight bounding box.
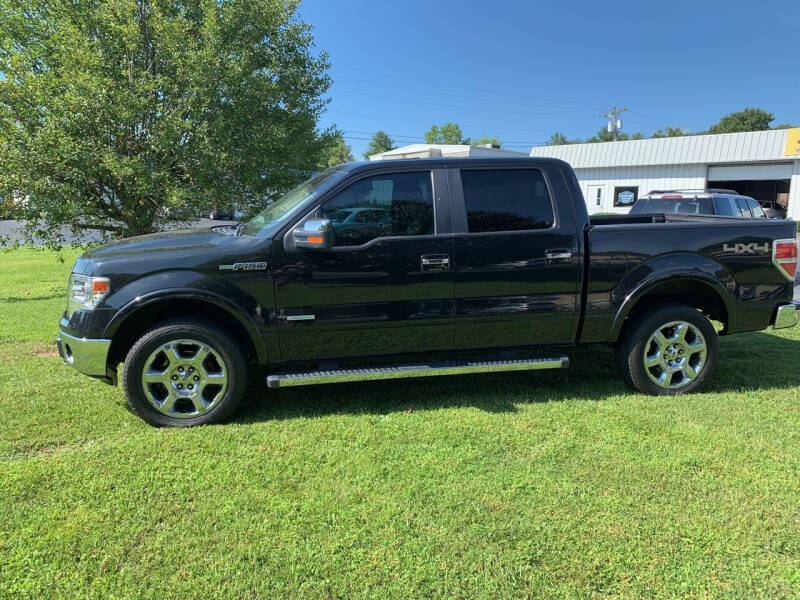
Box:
[102,270,268,363]
[608,253,736,341]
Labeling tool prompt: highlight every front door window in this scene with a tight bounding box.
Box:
[322,172,434,246]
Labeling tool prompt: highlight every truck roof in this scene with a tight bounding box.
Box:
[643,189,741,198]
[342,156,571,174]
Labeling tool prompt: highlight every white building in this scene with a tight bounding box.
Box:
[530,128,800,218]
[369,143,527,161]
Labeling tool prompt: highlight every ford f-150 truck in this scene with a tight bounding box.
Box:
[57,157,799,426]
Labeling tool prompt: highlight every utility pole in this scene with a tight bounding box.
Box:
[603,106,628,141]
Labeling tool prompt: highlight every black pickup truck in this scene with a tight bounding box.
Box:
[57,157,799,426]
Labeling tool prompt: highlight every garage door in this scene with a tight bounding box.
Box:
[707,163,794,181]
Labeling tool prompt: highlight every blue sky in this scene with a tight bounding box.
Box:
[298,0,799,158]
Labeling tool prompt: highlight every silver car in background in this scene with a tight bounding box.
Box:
[629,189,769,218]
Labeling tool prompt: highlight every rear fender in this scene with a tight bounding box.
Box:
[609,253,736,342]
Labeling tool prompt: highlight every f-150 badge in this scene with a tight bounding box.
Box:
[722,243,769,255]
[219,262,268,272]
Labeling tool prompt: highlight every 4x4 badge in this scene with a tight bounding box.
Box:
[722,243,769,255]
[219,262,268,272]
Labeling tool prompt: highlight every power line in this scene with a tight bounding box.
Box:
[327,109,587,133]
[627,109,673,125]
[335,75,608,112]
[343,129,549,145]
[340,133,548,148]
[332,88,603,120]
[328,70,682,140]
[334,70,612,109]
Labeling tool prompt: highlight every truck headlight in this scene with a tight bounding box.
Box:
[67,273,110,317]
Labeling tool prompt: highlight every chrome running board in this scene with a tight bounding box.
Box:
[266,356,569,389]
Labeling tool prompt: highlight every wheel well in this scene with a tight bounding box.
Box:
[619,279,729,339]
[107,299,259,366]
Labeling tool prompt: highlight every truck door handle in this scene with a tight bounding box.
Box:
[545,249,573,264]
[421,254,450,271]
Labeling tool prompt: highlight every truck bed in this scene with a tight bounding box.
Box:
[579,212,797,344]
[588,212,766,227]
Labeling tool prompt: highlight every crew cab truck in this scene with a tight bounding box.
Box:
[57,157,800,427]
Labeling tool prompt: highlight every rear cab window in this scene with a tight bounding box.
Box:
[631,196,714,215]
[459,169,554,232]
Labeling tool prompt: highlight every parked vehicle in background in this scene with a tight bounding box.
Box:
[758,200,786,219]
[209,206,245,221]
[327,206,391,245]
[629,189,768,218]
[57,158,799,427]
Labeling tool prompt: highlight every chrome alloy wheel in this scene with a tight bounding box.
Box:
[643,321,707,390]
[141,339,228,418]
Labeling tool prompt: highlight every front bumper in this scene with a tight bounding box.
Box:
[773,303,799,330]
[56,329,116,385]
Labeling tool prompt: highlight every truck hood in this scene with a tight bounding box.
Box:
[82,227,228,259]
[73,227,270,276]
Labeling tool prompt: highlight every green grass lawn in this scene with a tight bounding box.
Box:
[1,248,799,599]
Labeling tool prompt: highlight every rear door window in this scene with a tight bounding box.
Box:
[713,197,738,216]
[746,198,767,218]
[460,169,554,232]
[735,198,752,217]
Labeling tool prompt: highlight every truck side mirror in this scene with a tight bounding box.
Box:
[292,219,333,251]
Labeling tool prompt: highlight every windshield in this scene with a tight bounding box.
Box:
[239,166,349,237]
[630,197,715,215]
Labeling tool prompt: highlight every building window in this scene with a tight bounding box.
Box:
[614,186,638,208]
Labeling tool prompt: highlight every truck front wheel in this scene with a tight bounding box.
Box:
[616,303,718,395]
[122,318,247,426]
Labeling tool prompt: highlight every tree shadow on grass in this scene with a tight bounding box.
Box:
[232,330,800,424]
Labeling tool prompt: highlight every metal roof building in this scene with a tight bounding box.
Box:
[530,128,800,218]
[369,143,527,161]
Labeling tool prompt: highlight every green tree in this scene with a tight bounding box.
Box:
[587,128,628,143]
[546,132,582,145]
[471,135,501,147]
[363,131,395,159]
[0,194,15,220]
[707,108,774,134]
[425,123,467,145]
[320,134,354,168]
[773,123,796,130]
[651,127,685,138]
[0,0,333,246]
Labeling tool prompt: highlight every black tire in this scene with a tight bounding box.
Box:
[613,340,633,389]
[615,303,718,395]
[122,318,247,426]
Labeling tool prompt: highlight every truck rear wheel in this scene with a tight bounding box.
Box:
[616,303,718,395]
[122,318,247,426]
